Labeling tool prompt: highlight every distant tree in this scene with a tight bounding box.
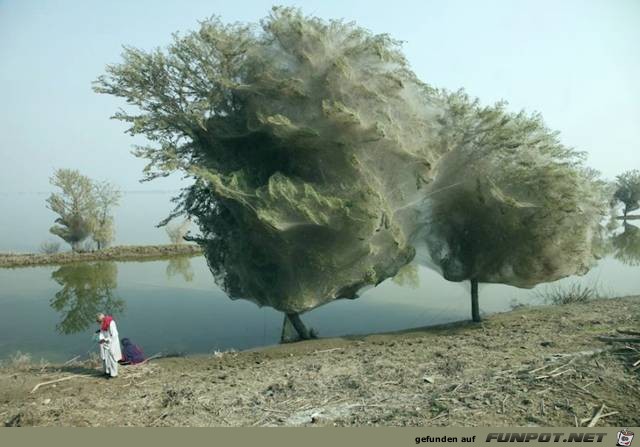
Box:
[92,181,121,249]
[165,219,191,244]
[39,240,61,254]
[46,169,97,252]
[46,169,121,251]
[613,169,640,219]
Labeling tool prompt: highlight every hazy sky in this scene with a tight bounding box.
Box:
[1,0,638,193]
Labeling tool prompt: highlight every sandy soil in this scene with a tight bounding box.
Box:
[1,296,638,427]
[0,244,202,268]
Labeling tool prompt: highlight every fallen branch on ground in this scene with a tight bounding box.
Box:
[544,347,613,362]
[580,411,619,426]
[586,404,605,427]
[134,352,163,366]
[617,329,640,336]
[597,336,640,343]
[30,375,89,393]
[63,355,81,366]
[313,348,343,354]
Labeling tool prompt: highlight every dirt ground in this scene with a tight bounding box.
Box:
[1,296,638,427]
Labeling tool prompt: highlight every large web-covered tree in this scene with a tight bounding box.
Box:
[95,8,446,337]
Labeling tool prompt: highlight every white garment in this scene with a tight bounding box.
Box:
[99,320,122,377]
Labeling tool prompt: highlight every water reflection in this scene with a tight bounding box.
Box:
[49,262,125,334]
[611,223,640,266]
[165,255,194,282]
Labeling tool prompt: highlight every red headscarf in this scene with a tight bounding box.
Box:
[100,315,114,332]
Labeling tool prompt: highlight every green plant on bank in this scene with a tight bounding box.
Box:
[5,351,32,371]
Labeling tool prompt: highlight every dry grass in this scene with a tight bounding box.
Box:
[536,281,606,306]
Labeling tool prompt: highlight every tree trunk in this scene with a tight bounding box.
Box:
[470,278,480,322]
[286,313,312,340]
[280,314,296,343]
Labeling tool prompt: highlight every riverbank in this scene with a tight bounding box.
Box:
[0,244,203,268]
[1,295,638,427]
[616,215,640,220]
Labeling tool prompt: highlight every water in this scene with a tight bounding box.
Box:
[0,193,639,362]
[0,251,639,362]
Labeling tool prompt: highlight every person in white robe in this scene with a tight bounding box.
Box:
[96,313,122,378]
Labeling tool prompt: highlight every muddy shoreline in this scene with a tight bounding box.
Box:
[0,244,203,268]
[1,296,638,427]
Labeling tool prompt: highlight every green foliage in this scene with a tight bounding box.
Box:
[46,169,120,251]
[613,169,640,217]
[46,169,97,252]
[49,262,125,334]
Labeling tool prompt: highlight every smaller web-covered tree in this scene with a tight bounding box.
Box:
[417,90,607,321]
